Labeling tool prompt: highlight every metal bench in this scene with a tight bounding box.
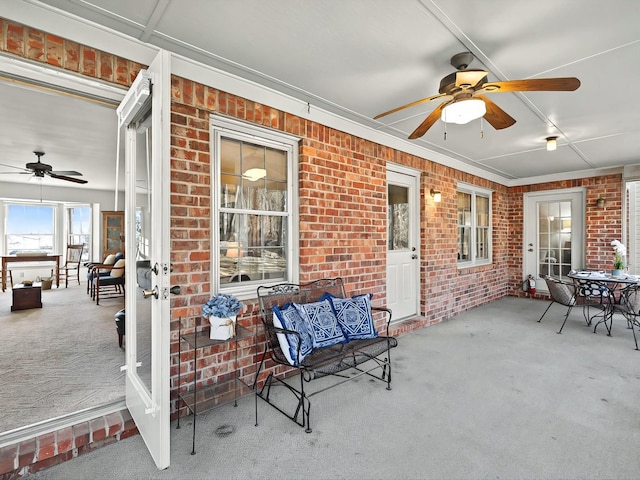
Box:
[254,277,397,432]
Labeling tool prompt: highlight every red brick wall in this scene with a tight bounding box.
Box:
[0,18,143,85]
[0,17,626,478]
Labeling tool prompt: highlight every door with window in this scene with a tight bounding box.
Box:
[524,189,585,292]
[118,50,171,470]
[386,166,419,320]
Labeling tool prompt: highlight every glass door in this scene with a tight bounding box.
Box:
[524,189,585,292]
[118,50,171,470]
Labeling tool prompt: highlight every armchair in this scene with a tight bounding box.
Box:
[86,252,123,294]
[91,258,125,305]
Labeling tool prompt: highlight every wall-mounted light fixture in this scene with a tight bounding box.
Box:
[546,136,558,151]
[596,198,606,208]
[430,189,442,203]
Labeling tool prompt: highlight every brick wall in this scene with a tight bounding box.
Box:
[0,17,626,478]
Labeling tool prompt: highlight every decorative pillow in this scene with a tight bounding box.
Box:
[110,259,126,278]
[323,292,378,341]
[294,298,346,349]
[272,303,313,366]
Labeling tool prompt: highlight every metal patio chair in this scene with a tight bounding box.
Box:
[610,284,640,349]
[538,275,577,333]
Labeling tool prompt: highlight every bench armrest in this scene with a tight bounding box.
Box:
[372,306,393,337]
[263,322,305,365]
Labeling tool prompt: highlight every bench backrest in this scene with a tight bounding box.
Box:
[257,278,346,356]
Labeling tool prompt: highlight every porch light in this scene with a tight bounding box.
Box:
[546,136,558,151]
[430,189,442,203]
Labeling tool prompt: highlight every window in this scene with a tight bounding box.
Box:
[67,206,91,262]
[211,116,299,298]
[457,183,492,266]
[2,201,95,259]
[5,203,55,254]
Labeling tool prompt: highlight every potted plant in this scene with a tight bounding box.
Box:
[202,293,243,340]
[610,240,626,277]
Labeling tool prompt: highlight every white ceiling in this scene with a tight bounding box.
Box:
[0,79,120,191]
[2,0,640,188]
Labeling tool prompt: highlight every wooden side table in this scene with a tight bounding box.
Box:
[11,283,43,311]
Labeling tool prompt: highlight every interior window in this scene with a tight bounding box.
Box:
[67,206,91,262]
[457,184,492,266]
[5,203,55,254]
[211,116,299,298]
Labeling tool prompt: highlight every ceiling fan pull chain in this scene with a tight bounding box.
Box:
[443,120,447,141]
[480,117,484,139]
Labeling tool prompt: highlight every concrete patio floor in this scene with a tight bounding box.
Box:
[27,296,640,479]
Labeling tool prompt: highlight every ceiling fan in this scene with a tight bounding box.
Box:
[374,52,581,139]
[0,151,88,184]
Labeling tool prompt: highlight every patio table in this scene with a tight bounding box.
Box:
[567,270,640,335]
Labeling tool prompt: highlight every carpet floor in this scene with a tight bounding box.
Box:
[0,275,125,433]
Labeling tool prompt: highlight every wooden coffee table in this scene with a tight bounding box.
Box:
[11,282,43,311]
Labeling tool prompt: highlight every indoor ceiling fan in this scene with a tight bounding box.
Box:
[0,151,88,184]
[374,52,581,139]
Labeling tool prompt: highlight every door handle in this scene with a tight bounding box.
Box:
[142,287,158,299]
[143,285,180,299]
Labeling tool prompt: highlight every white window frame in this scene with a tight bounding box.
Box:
[66,204,92,262]
[457,182,493,267]
[3,201,57,255]
[1,200,95,258]
[210,115,299,300]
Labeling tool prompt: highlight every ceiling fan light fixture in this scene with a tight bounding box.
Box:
[441,99,486,125]
[242,168,267,182]
[546,136,558,151]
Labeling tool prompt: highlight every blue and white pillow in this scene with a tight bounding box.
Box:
[272,303,313,366]
[323,292,378,341]
[294,298,346,349]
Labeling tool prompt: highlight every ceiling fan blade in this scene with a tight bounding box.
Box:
[476,95,516,130]
[50,170,83,176]
[0,162,29,172]
[455,70,488,88]
[374,93,451,120]
[408,101,450,139]
[47,172,88,184]
[0,171,31,175]
[479,77,581,93]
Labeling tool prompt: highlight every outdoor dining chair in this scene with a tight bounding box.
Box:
[571,277,614,333]
[538,275,577,333]
[610,284,640,349]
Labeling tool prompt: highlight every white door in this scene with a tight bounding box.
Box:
[386,166,420,320]
[118,50,171,469]
[523,189,585,293]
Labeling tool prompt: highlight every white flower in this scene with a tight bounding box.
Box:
[611,240,627,256]
[611,240,626,270]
